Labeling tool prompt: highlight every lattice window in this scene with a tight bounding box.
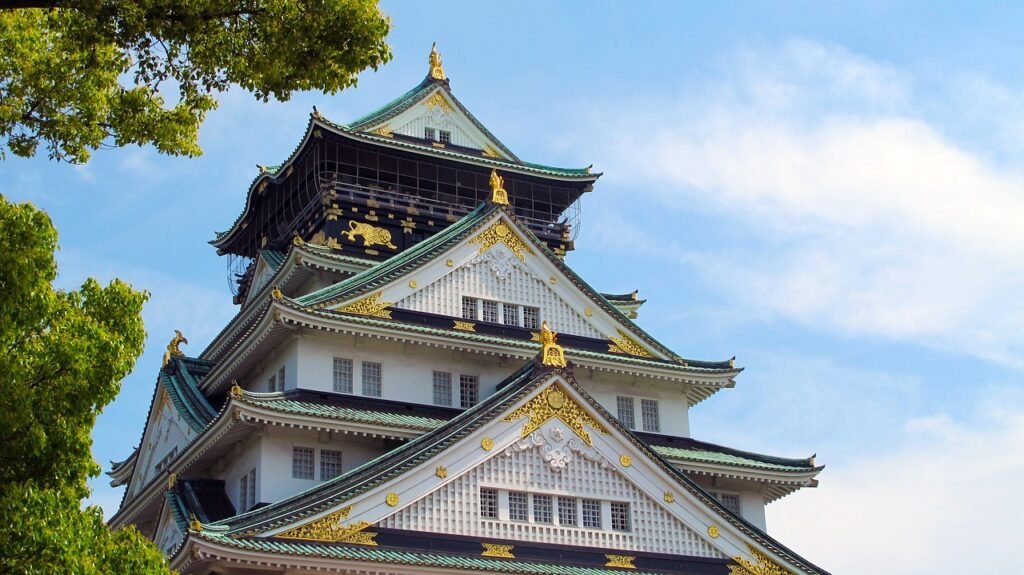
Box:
[480,488,498,519]
[292,447,314,479]
[523,306,540,330]
[503,303,520,326]
[424,127,436,141]
[534,494,553,524]
[238,473,249,512]
[267,373,276,392]
[277,365,286,391]
[333,357,353,393]
[641,399,660,432]
[582,499,602,529]
[714,492,741,515]
[433,371,452,406]
[246,469,256,509]
[460,375,479,408]
[320,450,343,480]
[439,130,451,144]
[509,491,528,522]
[558,496,577,527]
[611,501,631,532]
[481,299,499,323]
[616,396,636,429]
[462,296,479,320]
[362,361,382,397]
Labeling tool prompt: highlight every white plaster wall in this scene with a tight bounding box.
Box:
[575,369,690,437]
[215,435,262,513]
[131,395,195,498]
[689,476,767,532]
[243,338,299,392]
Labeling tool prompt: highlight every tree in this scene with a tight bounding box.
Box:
[0,0,391,163]
[0,195,167,573]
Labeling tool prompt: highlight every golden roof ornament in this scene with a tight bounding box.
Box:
[489,169,509,205]
[162,330,188,367]
[428,42,446,81]
[539,320,567,368]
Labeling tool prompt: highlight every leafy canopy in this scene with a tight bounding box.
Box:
[0,195,167,573]
[0,0,391,163]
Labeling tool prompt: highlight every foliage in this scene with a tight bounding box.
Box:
[0,0,392,163]
[0,196,166,573]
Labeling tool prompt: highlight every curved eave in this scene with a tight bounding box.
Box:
[107,448,139,487]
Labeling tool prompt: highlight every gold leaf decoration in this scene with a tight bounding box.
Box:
[538,320,567,368]
[663,492,675,503]
[370,124,393,137]
[338,292,393,319]
[619,454,632,467]
[342,221,397,249]
[481,437,494,451]
[435,465,448,478]
[482,543,515,558]
[707,525,720,538]
[482,144,502,158]
[605,554,636,569]
[729,545,793,575]
[453,320,476,332]
[608,329,654,358]
[276,506,355,541]
[385,492,400,507]
[469,220,534,262]
[424,92,453,113]
[502,383,607,446]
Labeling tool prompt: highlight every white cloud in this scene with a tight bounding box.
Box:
[585,40,1024,367]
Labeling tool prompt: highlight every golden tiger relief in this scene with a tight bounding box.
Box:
[342,220,397,249]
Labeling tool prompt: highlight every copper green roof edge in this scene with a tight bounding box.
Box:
[210,361,545,534]
[193,531,678,575]
[260,249,287,272]
[165,490,191,532]
[294,202,493,307]
[651,445,813,472]
[108,448,138,474]
[238,393,447,431]
[296,243,378,267]
[160,358,218,432]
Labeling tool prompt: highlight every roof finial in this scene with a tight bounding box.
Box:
[489,169,509,205]
[539,320,567,368]
[162,330,188,367]
[429,42,446,81]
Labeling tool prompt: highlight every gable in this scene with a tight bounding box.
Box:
[154,502,184,555]
[126,387,196,499]
[244,254,279,307]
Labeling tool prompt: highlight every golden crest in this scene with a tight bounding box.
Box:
[385,492,400,507]
[605,555,636,569]
[608,329,654,358]
[489,169,509,205]
[708,525,720,538]
[453,320,476,332]
[482,543,515,558]
[502,383,607,446]
[435,465,448,479]
[338,292,393,319]
[729,545,793,575]
[428,43,447,81]
[663,492,675,503]
[481,437,494,451]
[539,320,567,368]
[469,220,534,262]
[619,454,632,467]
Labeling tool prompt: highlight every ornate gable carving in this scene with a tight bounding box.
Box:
[502,383,607,446]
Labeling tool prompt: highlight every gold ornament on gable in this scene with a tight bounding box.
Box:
[428,43,447,81]
[342,220,397,249]
[538,320,567,368]
[728,545,793,575]
[608,329,654,358]
[489,169,509,205]
[162,330,188,366]
[502,382,607,446]
[338,292,393,319]
[469,220,534,262]
[481,543,515,558]
[605,554,636,569]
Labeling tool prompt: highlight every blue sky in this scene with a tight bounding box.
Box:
[4,2,1024,573]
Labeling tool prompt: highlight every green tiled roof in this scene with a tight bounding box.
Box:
[239,392,447,432]
[160,358,218,433]
[651,445,814,472]
[260,250,287,272]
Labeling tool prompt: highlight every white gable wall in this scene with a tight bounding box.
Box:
[153,505,183,556]
[129,390,195,499]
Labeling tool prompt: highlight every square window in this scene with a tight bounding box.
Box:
[320,449,343,480]
[715,493,741,515]
[480,488,498,519]
[503,303,519,326]
[424,127,436,141]
[558,497,577,526]
[509,491,528,522]
[439,130,451,144]
[239,474,249,512]
[522,306,540,330]
[611,501,630,531]
[433,371,452,406]
[462,296,479,320]
[641,399,660,433]
[333,357,353,393]
[278,365,286,391]
[460,375,479,408]
[292,446,314,479]
[534,494,553,524]
[616,396,635,429]
[581,498,602,529]
[481,300,498,323]
[362,361,382,397]
[247,469,256,509]
[267,373,276,392]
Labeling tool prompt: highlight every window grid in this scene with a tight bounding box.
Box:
[616,396,636,429]
[462,296,479,320]
[433,371,452,406]
[246,469,256,509]
[522,306,540,330]
[534,494,553,524]
[292,447,314,479]
[424,127,436,141]
[439,130,451,144]
[277,365,286,391]
[581,499,602,529]
[362,361,382,397]
[716,493,741,515]
[481,299,499,323]
[239,474,249,512]
[641,399,660,432]
[509,491,528,522]
[267,373,276,393]
[480,488,498,519]
[333,357,353,393]
[611,501,631,531]
[503,303,519,326]
[320,449,343,480]
[558,496,577,526]
[460,374,479,408]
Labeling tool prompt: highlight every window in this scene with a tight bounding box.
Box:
[439,130,451,144]
[247,469,256,510]
[714,492,741,515]
[424,127,436,141]
[641,399,660,432]
[267,373,276,392]
[534,494,553,524]
[509,491,528,521]
[292,447,314,479]
[320,449,343,480]
[616,396,635,429]
[558,496,577,526]
[581,498,602,528]
[460,375,479,408]
[362,361,382,397]
[277,365,286,391]
[481,299,498,323]
[462,296,479,320]
[333,357,353,393]
[610,501,631,531]
[522,306,540,330]
[239,473,249,512]
[480,488,498,519]
[503,303,519,326]
[433,371,452,406]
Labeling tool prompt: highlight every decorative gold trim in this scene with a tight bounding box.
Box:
[338,292,393,319]
[503,382,607,446]
[481,437,494,451]
[454,320,476,332]
[446,259,454,267]
[342,220,397,249]
[538,320,567,368]
[469,220,534,262]
[277,509,379,546]
[729,544,793,575]
[619,454,632,467]
[271,286,283,300]
[482,143,501,158]
[385,492,400,507]
[584,307,593,317]
[167,473,177,489]
[663,491,675,503]
[435,465,448,478]
[343,530,379,546]
[549,276,557,285]
[428,43,447,81]
[424,92,453,113]
[608,329,654,358]
[230,382,244,399]
[370,124,393,137]
[708,525,720,538]
[292,235,304,246]
[482,543,515,558]
[162,330,188,366]
[489,169,509,205]
[189,515,203,532]
[408,280,418,288]
[605,554,636,569]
